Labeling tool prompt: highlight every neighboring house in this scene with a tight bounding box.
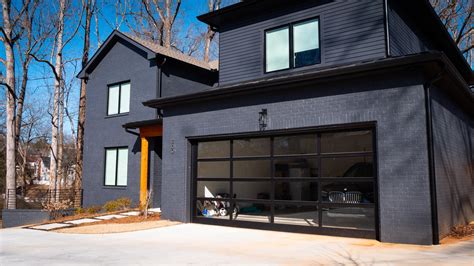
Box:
[78,0,473,245]
[26,155,75,187]
[27,155,51,185]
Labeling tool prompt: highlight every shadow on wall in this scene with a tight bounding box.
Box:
[432,87,474,237]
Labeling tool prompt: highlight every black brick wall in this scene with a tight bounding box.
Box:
[431,86,474,239]
[161,69,434,244]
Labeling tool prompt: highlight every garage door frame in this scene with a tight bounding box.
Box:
[188,122,379,240]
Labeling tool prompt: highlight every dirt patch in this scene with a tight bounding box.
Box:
[49,209,134,224]
[440,223,474,245]
[55,219,180,234]
[77,213,161,227]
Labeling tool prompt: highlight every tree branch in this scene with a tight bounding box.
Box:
[29,53,60,82]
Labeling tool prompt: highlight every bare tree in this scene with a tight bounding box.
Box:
[75,0,95,197]
[140,0,182,48]
[31,0,83,199]
[1,0,31,209]
[431,0,473,64]
[203,0,221,62]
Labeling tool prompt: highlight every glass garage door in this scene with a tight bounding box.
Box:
[192,127,377,238]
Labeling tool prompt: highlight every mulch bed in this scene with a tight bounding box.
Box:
[448,223,474,239]
[74,213,161,227]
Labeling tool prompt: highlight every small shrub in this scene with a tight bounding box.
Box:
[75,207,85,215]
[102,197,131,212]
[42,199,73,219]
[85,206,101,214]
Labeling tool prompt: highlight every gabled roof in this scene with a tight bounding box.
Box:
[77,30,217,79]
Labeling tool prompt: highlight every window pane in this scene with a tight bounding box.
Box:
[274,134,317,155]
[119,83,130,114]
[233,138,270,157]
[197,161,230,178]
[321,181,374,203]
[266,27,289,72]
[107,85,120,115]
[197,181,230,198]
[321,130,373,153]
[321,156,373,177]
[322,207,375,230]
[275,181,318,201]
[274,159,319,178]
[274,205,318,226]
[233,160,271,178]
[196,199,233,219]
[233,181,271,200]
[233,202,271,223]
[198,141,230,159]
[104,149,117,186]
[116,148,128,186]
[293,19,320,67]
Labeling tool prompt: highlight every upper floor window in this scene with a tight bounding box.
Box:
[107,82,130,116]
[265,18,320,73]
[104,147,128,186]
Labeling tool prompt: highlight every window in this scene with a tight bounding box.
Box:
[193,128,376,234]
[107,82,130,115]
[104,147,128,186]
[265,18,320,72]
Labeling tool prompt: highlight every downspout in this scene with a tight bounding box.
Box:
[157,57,167,117]
[423,63,445,245]
[383,0,391,58]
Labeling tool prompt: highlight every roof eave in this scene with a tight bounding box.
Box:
[76,30,157,79]
[143,52,472,109]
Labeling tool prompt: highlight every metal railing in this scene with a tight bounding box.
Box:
[5,189,83,209]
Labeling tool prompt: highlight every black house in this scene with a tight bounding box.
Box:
[78,0,473,245]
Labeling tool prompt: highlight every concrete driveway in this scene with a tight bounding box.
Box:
[1,223,473,265]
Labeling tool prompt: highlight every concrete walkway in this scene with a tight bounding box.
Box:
[1,223,473,265]
[26,209,159,231]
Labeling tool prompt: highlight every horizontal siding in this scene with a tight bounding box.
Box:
[388,0,432,56]
[219,0,386,85]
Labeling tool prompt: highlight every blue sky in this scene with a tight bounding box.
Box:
[0,0,235,139]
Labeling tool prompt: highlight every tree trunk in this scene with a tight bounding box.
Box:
[50,0,65,201]
[75,0,93,205]
[2,0,17,209]
[203,0,220,62]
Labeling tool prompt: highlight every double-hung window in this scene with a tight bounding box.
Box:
[107,82,130,116]
[265,18,320,72]
[104,147,128,186]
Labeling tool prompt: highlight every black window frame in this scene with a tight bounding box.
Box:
[106,80,131,117]
[264,17,321,74]
[190,123,379,239]
[103,146,128,187]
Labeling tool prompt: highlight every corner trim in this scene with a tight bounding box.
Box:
[423,63,445,245]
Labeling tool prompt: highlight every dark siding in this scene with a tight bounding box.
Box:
[161,69,435,245]
[219,0,386,85]
[82,39,158,207]
[161,59,217,98]
[432,86,474,239]
[388,0,433,56]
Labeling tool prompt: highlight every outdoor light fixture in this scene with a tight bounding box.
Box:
[258,109,268,131]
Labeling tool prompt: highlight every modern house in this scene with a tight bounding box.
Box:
[78,0,473,245]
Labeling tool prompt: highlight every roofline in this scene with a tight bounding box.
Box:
[76,30,217,79]
[197,0,258,29]
[122,118,163,129]
[420,0,472,78]
[143,52,473,109]
[77,30,156,79]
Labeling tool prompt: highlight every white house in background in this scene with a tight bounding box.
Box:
[27,155,50,185]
